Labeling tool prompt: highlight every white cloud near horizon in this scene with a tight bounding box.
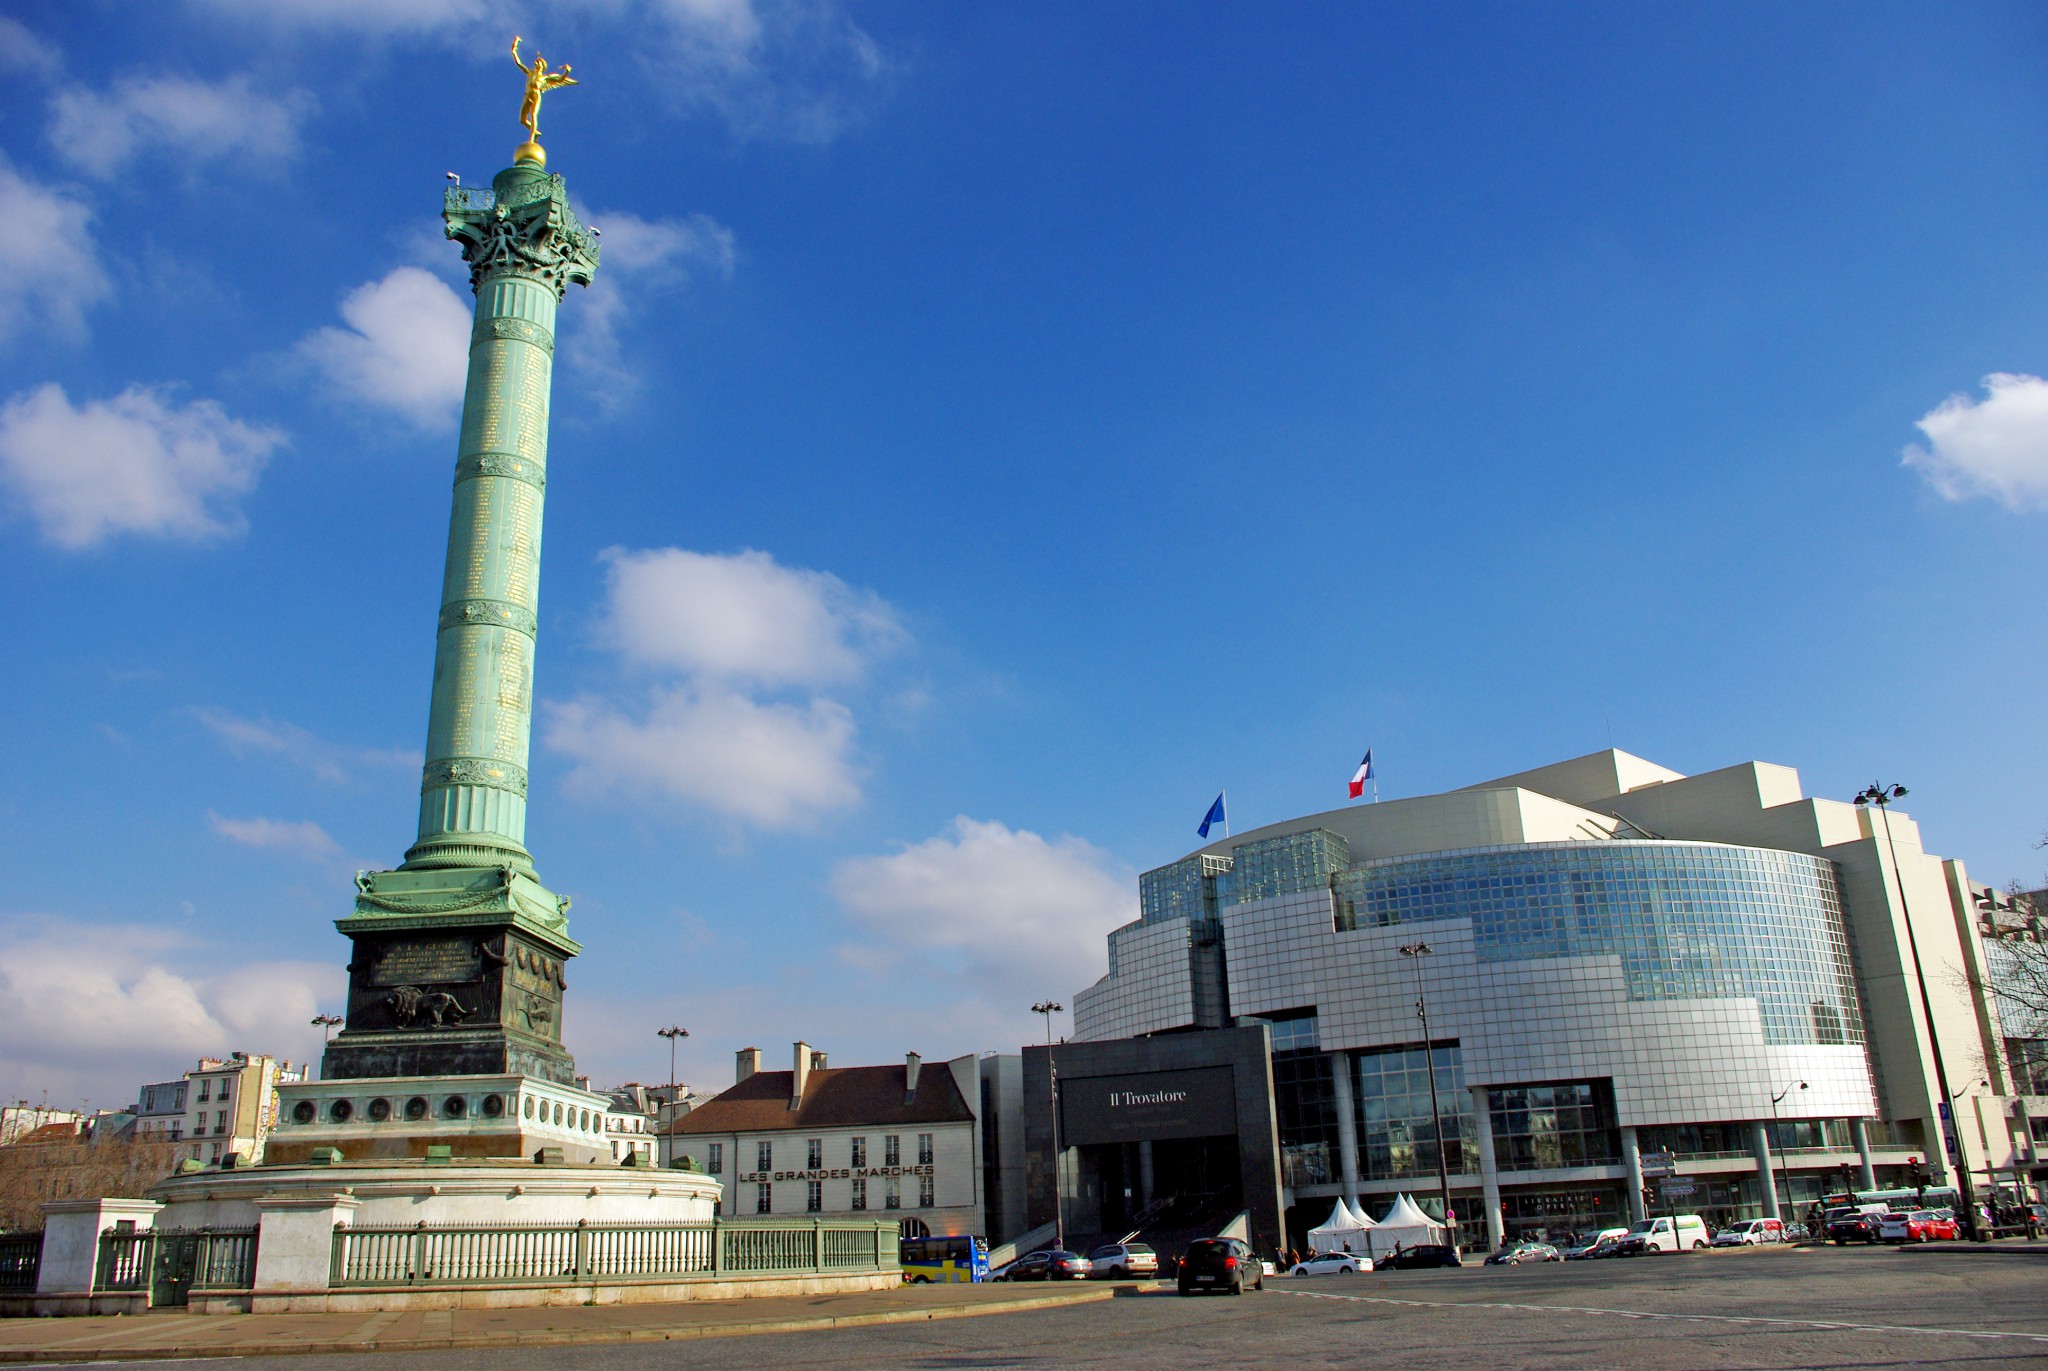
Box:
[298,267,471,429]
[194,707,416,785]
[546,547,902,827]
[601,546,902,686]
[1903,372,2048,512]
[0,160,109,344]
[50,73,311,178]
[0,383,282,550]
[0,916,333,1111]
[832,817,1134,1008]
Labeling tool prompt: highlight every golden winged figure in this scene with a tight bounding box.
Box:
[512,36,578,160]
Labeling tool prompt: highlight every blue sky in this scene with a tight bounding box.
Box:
[4,2,2048,1110]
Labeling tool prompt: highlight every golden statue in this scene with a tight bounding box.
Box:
[512,36,578,165]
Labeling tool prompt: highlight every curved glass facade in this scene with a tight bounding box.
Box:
[1329,842,1862,1047]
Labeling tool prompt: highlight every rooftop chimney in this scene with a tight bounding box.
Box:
[791,1041,813,1110]
[736,1047,761,1082]
[904,1051,922,1102]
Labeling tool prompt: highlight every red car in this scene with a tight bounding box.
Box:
[1878,1209,1959,1243]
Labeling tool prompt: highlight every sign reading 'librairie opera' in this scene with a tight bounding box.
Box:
[1061,1066,1237,1146]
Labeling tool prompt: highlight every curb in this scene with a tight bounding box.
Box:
[0,1287,1120,1364]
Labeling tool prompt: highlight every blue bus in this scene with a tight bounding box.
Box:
[900,1234,989,1283]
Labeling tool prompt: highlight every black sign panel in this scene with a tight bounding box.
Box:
[1060,1066,1237,1145]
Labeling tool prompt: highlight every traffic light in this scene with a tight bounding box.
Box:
[1907,1157,1926,1197]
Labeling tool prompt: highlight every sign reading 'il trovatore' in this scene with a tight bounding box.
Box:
[321,40,599,1088]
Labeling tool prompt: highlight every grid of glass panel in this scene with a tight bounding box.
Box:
[1487,1081,1619,1172]
[1330,842,1862,1047]
[1354,1043,1470,1181]
[1231,830,1350,906]
[1269,1012,1337,1188]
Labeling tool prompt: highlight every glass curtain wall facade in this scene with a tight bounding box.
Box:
[1487,1081,1619,1172]
[1354,1044,1470,1181]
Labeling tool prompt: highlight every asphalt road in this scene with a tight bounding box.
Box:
[46,1243,2048,1370]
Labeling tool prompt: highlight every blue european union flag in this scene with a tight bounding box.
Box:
[1198,793,1226,839]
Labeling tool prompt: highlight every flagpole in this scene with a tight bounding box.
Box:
[1222,789,1230,839]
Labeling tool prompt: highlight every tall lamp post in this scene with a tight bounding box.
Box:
[310,1014,342,1081]
[1768,1080,1807,1220]
[1399,943,1455,1241]
[1854,781,1983,1241]
[657,1026,689,1128]
[1033,1000,1065,1253]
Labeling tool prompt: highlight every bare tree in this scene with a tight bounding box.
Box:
[0,1129,180,1233]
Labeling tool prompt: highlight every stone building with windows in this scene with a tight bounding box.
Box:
[1067,749,2033,1252]
[663,1044,984,1238]
[147,1054,305,1166]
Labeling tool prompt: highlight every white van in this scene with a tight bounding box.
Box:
[1617,1214,1710,1254]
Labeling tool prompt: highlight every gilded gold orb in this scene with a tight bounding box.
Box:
[515,140,547,166]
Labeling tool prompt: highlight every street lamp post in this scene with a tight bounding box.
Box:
[657,1026,689,1128]
[1768,1080,1807,1221]
[1033,1000,1065,1253]
[1854,781,1984,1241]
[1399,943,1456,1242]
[310,1014,342,1081]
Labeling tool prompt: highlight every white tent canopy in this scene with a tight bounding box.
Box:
[1306,1199,1373,1254]
[1364,1193,1449,1256]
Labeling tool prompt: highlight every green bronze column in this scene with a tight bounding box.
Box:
[324,135,598,1088]
[404,157,599,873]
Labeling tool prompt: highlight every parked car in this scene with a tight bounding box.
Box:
[1378,1244,1463,1270]
[1485,1242,1561,1265]
[1177,1237,1264,1295]
[1288,1252,1371,1276]
[1712,1218,1786,1247]
[1615,1214,1710,1255]
[1826,1208,1886,1245]
[992,1249,1091,1281]
[1086,1242,1158,1279]
[1563,1228,1630,1260]
[1879,1209,1960,1244]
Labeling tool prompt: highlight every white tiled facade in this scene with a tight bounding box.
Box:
[1074,750,2030,1245]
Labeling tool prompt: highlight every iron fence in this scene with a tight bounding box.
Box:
[331,1219,899,1288]
[0,1232,41,1293]
[93,1229,152,1292]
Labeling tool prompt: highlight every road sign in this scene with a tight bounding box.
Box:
[1641,1151,1677,1177]
[1661,1177,1697,1197]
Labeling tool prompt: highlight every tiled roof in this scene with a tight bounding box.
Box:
[13,1122,83,1145]
[667,1063,973,1135]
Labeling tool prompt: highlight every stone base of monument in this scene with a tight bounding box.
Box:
[119,1159,899,1314]
[263,1074,616,1165]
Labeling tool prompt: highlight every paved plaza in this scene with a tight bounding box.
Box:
[5,1243,2046,1369]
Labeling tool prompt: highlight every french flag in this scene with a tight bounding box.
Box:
[1348,749,1375,799]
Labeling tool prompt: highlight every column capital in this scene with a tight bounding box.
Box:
[444,165,599,300]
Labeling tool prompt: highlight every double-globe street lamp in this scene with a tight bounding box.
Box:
[1398,943,1456,1241]
[1032,1000,1065,1253]
[310,1014,343,1081]
[1854,781,1984,1241]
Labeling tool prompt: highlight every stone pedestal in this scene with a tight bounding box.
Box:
[251,1193,360,1309]
[266,1073,613,1165]
[34,1197,161,1316]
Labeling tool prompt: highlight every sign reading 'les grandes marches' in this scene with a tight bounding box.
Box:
[1061,1066,1237,1146]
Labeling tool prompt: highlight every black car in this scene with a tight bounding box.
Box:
[994,1249,1091,1281]
[1177,1237,1264,1295]
[1826,1211,1883,1245]
[1378,1244,1463,1270]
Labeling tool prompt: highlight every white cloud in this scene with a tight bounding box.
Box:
[0,916,332,1110]
[0,16,60,74]
[50,74,311,179]
[193,0,487,31]
[206,811,344,864]
[0,159,108,343]
[547,684,858,827]
[832,818,1135,1004]
[298,267,471,429]
[573,208,735,388]
[0,383,282,550]
[1903,372,2048,511]
[602,546,902,687]
[194,707,415,784]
